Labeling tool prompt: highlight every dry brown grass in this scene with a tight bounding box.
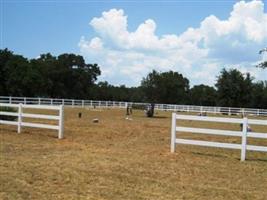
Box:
[0,108,267,200]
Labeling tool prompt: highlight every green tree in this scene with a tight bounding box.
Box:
[92,81,113,100]
[215,68,253,107]
[0,49,14,95]
[30,53,101,98]
[0,49,101,98]
[141,70,190,104]
[128,86,144,102]
[190,84,217,106]
[29,53,57,97]
[4,53,41,96]
[257,48,267,69]
[90,82,144,102]
[56,53,101,98]
[250,81,267,109]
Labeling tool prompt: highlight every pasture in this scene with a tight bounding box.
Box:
[1,108,267,200]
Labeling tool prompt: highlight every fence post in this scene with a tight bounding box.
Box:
[72,100,74,108]
[58,105,64,139]
[241,117,248,161]
[17,104,22,133]
[82,100,84,107]
[9,96,12,104]
[171,112,176,153]
[38,98,41,105]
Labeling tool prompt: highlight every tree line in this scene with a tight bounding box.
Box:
[0,48,266,108]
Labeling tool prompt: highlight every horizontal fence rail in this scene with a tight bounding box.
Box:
[171,113,267,161]
[0,96,267,116]
[0,103,64,139]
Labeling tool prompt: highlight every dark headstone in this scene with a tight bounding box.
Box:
[146,103,155,117]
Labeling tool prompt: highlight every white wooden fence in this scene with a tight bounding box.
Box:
[0,103,64,139]
[171,113,267,161]
[1,96,267,116]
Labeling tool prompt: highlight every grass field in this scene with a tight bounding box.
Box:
[1,108,267,200]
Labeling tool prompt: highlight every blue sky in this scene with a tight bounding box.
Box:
[1,0,267,86]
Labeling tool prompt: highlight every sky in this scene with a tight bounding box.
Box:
[1,0,267,87]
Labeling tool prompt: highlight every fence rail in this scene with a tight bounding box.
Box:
[0,96,267,116]
[0,103,64,139]
[171,113,267,161]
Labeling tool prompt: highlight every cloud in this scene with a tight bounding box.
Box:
[79,0,267,87]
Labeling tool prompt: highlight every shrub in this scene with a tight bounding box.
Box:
[132,104,146,110]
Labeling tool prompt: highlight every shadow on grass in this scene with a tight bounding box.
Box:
[191,151,230,159]
[246,157,267,163]
[138,115,168,119]
[190,151,267,162]
[0,126,17,134]
[0,126,60,140]
[152,116,168,119]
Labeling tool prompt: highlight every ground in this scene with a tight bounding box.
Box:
[0,108,267,200]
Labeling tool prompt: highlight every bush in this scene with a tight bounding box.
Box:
[132,104,146,110]
[0,107,18,121]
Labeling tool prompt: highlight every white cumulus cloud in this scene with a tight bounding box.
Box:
[79,0,267,87]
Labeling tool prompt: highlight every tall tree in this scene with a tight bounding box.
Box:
[215,68,253,107]
[30,53,101,98]
[141,70,190,104]
[0,49,101,98]
[56,53,101,98]
[30,53,57,97]
[190,84,217,106]
[0,49,14,95]
[250,81,267,109]
[3,53,42,96]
